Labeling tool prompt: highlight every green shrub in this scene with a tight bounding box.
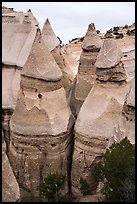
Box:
[39,172,66,202]
[95,137,135,202]
[96,30,100,34]
[80,177,91,196]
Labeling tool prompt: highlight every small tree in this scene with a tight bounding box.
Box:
[95,137,135,202]
[39,172,66,202]
[80,177,91,196]
[96,30,100,34]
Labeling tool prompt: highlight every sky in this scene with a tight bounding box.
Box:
[2,2,135,44]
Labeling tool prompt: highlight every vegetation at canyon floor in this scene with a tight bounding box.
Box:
[95,137,135,202]
[21,137,135,202]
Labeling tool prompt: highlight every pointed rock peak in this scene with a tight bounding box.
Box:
[95,38,122,68]
[27,9,32,12]
[21,27,62,81]
[45,18,50,24]
[88,23,96,31]
[24,9,39,26]
[42,18,60,51]
[82,22,102,51]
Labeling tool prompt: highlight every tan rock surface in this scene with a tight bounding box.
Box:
[95,38,127,82]
[11,88,72,135]
[2,66,21,109]
[51,46,74,100]
[9,28,74,194]
[72,81,130,195]
[114,77,135,144]
[95,38,122,68]
[22,28,62,81]
[72,35,130,194]
[2,10,38,67]
[42,18,60,51]
[82,23,103,51]
[42,19,74,99]
[70,23,102,117]
[2,131,20,202]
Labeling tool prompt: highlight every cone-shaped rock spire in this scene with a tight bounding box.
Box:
[82,23,102,51]
[72,36,130,195]
[70,23,102,117]
[42,18,60,51]
[21,28,62,81]
[9,27,74,194]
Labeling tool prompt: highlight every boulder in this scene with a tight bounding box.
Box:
[95,39,122,68]
[95,39,127,82]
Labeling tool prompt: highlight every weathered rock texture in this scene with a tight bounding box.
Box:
[71,38,130,195]
[114,77,135,144]
[9,28,74,194]
[2,109,14,151]
[2,9,38,110]
[95,39,127,82]
[2,130,20,202]
[41,18,60,52]
[70,23,102,117]
[42,19,74,100]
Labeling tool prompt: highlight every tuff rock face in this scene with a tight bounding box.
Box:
[9,28,74,194]
[114,77,135,144]
[71,37,131,195]
[2,130,20,202]
[2,9,38,110]
[42,19,74,100]
[95,39,127,82]
[41,18,60,52]
[70,23,103,117]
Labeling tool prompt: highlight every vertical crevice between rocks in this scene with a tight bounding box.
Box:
[67,123,75,195]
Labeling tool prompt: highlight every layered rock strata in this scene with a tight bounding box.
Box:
[2,130,20,202]
[42,19,74,100]
[71,38,130,195]
[9,28,74,194]
[70,23,102,117]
